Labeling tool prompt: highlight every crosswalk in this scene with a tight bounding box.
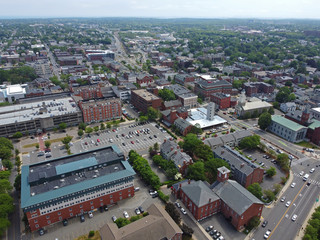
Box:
[293,172,320,185]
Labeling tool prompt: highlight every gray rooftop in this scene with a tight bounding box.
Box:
[213,145,260,176]
[181,181,220,207]
[212,180,263,215]
[164,84,191,96]
[0,97,79,125]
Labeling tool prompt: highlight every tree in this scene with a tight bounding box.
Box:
[107,123,112,129]
[12,132,23,139]
[258,112,272,130]
[187,162,206,181]
[239,135,261,150]
[0,138,13,150]
[59,122,67,130]
[115,218,130,228]
[263,189,275,202]
[0,148,12,161]
[35,144,39,150]
[277,153,290,171]
[0,179,12,194]
[44,140,51,149]
[247,216,261,230]
[247,183,263,200]
[153,142,159,152]
[85,127,93,134]
[158,89,176,101]
[14,174,21,192]
[78,122,86,130]
[266,167,277,177]
[181,224,194,237]
[204,158,230,183]
[78,129,84,137]
[61,136,73,145]
[100,123,105,130]
[165,202,181,225]
[94,126,99,132]
[268,107,275,115]
[147,107,160,120]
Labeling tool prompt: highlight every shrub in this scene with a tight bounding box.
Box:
[158,190,169,203]
[88,231,95,237]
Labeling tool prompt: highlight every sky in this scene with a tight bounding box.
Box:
[1,0,320,19]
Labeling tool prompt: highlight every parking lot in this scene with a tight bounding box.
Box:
[242,147,287,191]
[22,122,171,165]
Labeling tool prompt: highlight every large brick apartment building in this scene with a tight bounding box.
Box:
[213,146,264,188]
[131,89,162,114]
[71,85,103,100]
[21,146,136,232]
[172,167,263,231]
[210,92,231,109]
[243,82,274,97]
[78,98,122,124]
[195,79,232,100]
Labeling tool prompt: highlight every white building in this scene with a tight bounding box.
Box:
[280,102,297,113]
[0,84,27,103]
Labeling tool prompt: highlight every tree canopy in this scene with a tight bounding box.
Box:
[239,135,261,150]
[258,112,272,130]
[158,88,176,101]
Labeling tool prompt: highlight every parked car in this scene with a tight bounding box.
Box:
[299,171,304,176]
[37,151,45,157]
[123,211,129,219]
[112,216,117,222]
[175,202,181,208]
[286,201,291,207]
[138,206,144,213]
[264,230,271,239]
[291,182,296,188]
[80,215,85,222]
[180,208,187,215]
[310,168,315,173]
[88,211,93,218]
[39,228,45,236]
[205,225,214,232]
[62,219,68,226]
[135,208,141,215]
[280,196,286,202]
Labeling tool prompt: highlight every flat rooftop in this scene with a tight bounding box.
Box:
[132,89,160,101]
[186,107,227,129]
[0,97,80,125]
[21,146,135,208]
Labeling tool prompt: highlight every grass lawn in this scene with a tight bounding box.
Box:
[23,137,66,148]
[296,141,319,149]
[74,231,101,240]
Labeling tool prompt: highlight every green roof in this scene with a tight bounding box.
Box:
[21,161,135,209]
[56,157,97,175]
[271,115,306,131]
[308,120,320,130]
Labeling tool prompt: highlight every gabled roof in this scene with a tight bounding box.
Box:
[181,181,220,207]
[174,117,192,131]
[212,180,263,215]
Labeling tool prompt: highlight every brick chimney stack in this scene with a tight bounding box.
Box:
[216,166,230,183]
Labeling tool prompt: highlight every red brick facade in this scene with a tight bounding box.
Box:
[27,187,134,232]
[131,90,162,114]
[72,86,103,100]
[211,93,231,109]
[307,127,320,146]
[79,99,122,123]
[136,75,154,87]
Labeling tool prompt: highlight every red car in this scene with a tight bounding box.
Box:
[112,129,116,132]
[85,142,88,145]
[131,141,134,144]
[97,139,100,142]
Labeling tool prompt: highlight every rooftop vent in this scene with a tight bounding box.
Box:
[54,186,59,190]
[31,192,35,196]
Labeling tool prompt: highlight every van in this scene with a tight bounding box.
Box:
[303,174,309,181]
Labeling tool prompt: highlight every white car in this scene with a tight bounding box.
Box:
[291,182,296,188]
[292,214,298,221]
[310,168,315,173]
[123,211,129,219]
[264,229,271,239]
[135,208,141,215]
[88,211,93,218]
[175,202,181,208]
[299,171,304,176]
[286,201,291,207]
[280,196,286,202]
[180,208,187,215]
[112,215,117,222]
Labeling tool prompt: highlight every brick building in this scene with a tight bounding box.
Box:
[161,99,182,110]
[195,79,232,100]
[243,82,274,97]
[160,138,193,174]
[174,118,193,136]
[161,108,188,125]
[136,74,154,87]
[71,85,103,100]
[210,93,231,109]
[172,167,263,231]
[213,146,264,188]
[164,85,198,109]
[21,146,136,232]
[79,98,122,124]
[175,74,195,86]
[131,89,162,114]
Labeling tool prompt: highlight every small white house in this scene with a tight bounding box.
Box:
[280,102,296,113]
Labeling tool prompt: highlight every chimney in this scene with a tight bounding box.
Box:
[216,166,230,183]
[188,179,191,184]
[209,198,211,203]
[179,184,182,189]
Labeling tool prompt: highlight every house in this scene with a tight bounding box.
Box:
[161,107,188,125]
[175,74,195,85]
[162,99,182,110]
[243,82,274,97]
[204,130,252,149]
[213,146,264,188]
[280,102,297,113]
[174,118,193,136]
[160,138,193,174]
[172,167,263,231]
[100,203,182,240]
[136,74,154,87]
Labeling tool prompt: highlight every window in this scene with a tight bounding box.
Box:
[47,220,51,224]
[34,219,38,223]
[46,215,50,219]
[58,212,61,215]
[70,213,73,217]
[35,224,39,228]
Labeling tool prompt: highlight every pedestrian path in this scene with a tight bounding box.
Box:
[292,172,320,186]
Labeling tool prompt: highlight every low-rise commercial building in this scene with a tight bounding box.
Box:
[211,92,231,109]
[164,84,198,109]
[195,79,232,100]
[268,115,307,143]
[21,146,136,232]
[174,117,193,136]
